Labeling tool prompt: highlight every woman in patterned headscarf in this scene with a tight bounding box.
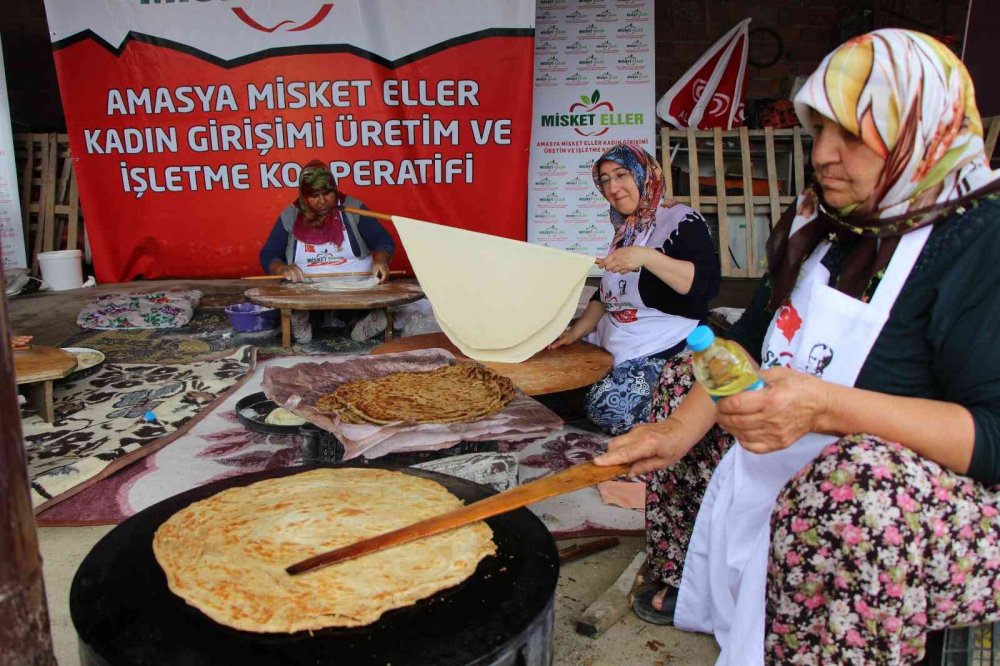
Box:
[593,30,1000,663]
[549,144,720,435]
[259,160,395,343]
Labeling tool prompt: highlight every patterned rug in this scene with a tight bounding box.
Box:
[61,306,375,364]
[25,346,253,510]
[37,356,644,537]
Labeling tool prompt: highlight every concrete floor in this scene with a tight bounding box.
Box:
[10,278,730,665]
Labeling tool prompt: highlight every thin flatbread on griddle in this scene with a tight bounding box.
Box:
[153,468,496,633]
[315,363,517,425]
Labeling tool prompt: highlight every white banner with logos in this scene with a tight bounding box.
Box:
[0,35,26,274]
[526,0,655,260]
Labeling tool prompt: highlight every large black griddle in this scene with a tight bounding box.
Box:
[71,464,559,666]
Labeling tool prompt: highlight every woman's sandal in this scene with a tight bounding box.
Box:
[632,586,678,625]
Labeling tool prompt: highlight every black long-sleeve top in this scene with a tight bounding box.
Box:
[593,210,721,321]
[728,196,1000,486]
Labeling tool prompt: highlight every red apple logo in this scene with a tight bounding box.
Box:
[569,89,612,137]
[233,4,334,33]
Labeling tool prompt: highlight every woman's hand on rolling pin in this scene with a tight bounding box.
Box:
[716,367,831,453]
[596,246,651,274]
[279,264,305,283]
[372,261,391,284]
[10,334,32,349]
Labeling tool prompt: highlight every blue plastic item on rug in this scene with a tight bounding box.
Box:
[224,303,279,332]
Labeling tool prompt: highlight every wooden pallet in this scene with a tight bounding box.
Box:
[665,118,1000,278]
[12,133,82,274]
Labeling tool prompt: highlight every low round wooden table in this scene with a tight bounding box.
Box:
[14,346,77,423]
[245,281,424,347]
[371,332,613,396]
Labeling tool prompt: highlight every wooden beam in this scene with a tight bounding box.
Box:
[764,127,781,229]
[686,129,699,210]
[713,127,732,277]
[661,127,673,199]
[739,126,755,277]
[793,127,806,195]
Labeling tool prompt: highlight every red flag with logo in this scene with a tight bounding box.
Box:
[656,19,750,130]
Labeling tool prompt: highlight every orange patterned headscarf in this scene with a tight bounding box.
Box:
[767,29,1000,307]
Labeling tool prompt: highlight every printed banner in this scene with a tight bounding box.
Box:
[0,35,26,274]
[43,1,534,282]
[526,0,655,259]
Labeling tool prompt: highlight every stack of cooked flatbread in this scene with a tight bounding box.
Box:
[153,468,496,632]
[391,216,595,363]
[316,362,516,425]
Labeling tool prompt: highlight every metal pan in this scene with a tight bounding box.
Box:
[70,464,559,666]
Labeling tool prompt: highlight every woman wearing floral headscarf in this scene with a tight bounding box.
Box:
[259,160,395,342]
[549,144,720,435]
[594,30,1000,663]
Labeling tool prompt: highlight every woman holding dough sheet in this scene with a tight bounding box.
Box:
[549,144,720,435]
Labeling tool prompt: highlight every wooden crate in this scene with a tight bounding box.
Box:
[663,118,1000,278]
[661,126,809,278]
[12,133,82,275]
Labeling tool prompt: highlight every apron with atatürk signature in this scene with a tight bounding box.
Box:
[673,225,932,665]
[293,215,373,276]
[587,205,700,366]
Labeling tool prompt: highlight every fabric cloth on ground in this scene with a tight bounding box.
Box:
[76,290,202,330]
[36,356,643,538]
[23,345,252,511]
[63,304,374,364]
[261,350,563,460]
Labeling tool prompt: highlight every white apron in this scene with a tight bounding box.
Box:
[673,225,932,664]
[587,207,700,366]
[293,215,373,276]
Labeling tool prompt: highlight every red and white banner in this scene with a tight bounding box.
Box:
[656,18,750,130]
[43,1,534,281]
[0,35,26,274]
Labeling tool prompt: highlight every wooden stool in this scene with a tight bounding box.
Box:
[371,332,613,396]
[13,346,77,423]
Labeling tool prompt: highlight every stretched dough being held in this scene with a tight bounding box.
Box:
[392,216,594,363]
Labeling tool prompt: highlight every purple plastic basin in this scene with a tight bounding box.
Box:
[224,303,279,332]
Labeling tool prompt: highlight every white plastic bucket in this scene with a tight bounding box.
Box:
[37,250,84,291]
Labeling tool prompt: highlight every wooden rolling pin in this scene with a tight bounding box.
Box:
[286,461,630,575]
[243,270,406,280]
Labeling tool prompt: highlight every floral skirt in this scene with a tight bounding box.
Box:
[766,435,1000,664]
[644,352,735,587]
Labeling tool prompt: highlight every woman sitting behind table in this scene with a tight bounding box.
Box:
[596,29,1000,664]
[258,160,395,343]
[549,144,720,435]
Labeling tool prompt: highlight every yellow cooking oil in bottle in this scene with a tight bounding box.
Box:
[686,325,763,401]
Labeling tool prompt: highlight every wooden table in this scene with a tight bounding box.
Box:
[13,346,77,423]
[371,332,613,396]
[244,281,424,347]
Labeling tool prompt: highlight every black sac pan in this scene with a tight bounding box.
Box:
[71,464,560,666]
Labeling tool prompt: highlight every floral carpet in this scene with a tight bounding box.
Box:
[37,355,644,537]
[24,346,253,511]
[62,306,374,364]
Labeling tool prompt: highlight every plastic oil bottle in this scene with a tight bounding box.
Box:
[686,325,763,401]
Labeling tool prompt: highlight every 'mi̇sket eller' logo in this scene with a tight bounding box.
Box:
[540,89,644,137]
